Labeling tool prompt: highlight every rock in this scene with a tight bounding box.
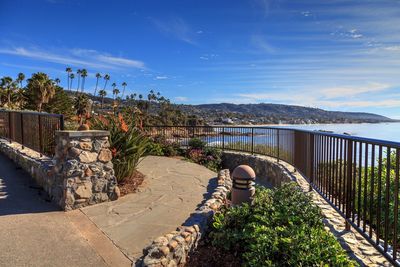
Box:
[78,151,98,163]
[159,246,170,256]
[75,182,92,199]
[79,142,93,151]
[98,149,112,162]
[167,260,177,267]
[84,167,93,177]
[92,179,106,192]
[114,186,120,198]
[68,147,81,158]
[168,240,178,250]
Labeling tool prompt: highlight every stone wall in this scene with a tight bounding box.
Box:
[54,130,119,210]
[0,130,119,210]
[222,151,293,187]
[141,169,232,267]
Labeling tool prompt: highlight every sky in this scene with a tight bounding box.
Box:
[0,0,400,118]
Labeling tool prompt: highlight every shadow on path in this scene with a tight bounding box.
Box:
[0,153,59,216]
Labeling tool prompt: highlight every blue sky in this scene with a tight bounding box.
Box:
[0,0,400,118]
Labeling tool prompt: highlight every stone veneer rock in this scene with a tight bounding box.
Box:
[54,130,119,210]
[141,169,232,267]
[0,130,119,210]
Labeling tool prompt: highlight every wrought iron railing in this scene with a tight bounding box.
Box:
[144,125,400,265]
[0,110,64,157]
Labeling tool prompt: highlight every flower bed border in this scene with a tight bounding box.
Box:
[141,169,232,267]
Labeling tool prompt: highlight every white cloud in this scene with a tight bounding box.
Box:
[250,35,275,53]
[175,96,188,102]
[151,17,197,45]
[155,76,168,80]
[0,46,145,70]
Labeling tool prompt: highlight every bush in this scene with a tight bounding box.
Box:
[188,137,206,149]
[147,135,181,157]
[91,114,149,183]
[210,183,357,267]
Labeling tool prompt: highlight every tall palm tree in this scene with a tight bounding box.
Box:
[121,82,127,98]
[103,74,110,90]
[69,73,75,90]
[66,67,72,90]
[54,78,61,85]
[111,82,116,91]
[26,72,56,112]
[76,69,82,93]
[94,73,102,96]
[17,73,25,88]
[98,89,107,108]
[112,88,120,99]
[80,69,88,93]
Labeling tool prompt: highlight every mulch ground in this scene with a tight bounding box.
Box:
[186,240,241,267]
[118,170,145,196]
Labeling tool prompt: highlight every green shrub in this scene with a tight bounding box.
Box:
[146,142,164,156]
[91,114,149,183]
[188,137,206,149]
[210,183,357,267]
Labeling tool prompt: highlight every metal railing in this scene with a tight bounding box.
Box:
[144,125,400,265]
[0,110,64,157]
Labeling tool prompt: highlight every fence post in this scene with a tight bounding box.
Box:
[277,129,280,162]
[309,133,315,191]
[38,114,43,157]
[251,128,254,154]
[345,139,353,231]
[60,115,65,130]
[222,127,225,150]
[8,112,12,143]
[20,113,24,149]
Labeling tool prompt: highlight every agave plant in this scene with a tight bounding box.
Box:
[91,114,149,183]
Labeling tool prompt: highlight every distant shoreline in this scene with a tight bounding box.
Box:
[211,121,400,127]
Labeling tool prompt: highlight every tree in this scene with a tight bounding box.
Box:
[112,88,120,99]
[80,69,88,93]
[94,73,102,96]
[66,67,72,90]
[103,74,110,90]
[69,73,75,90]
[74,93,89,124]
[54,78,61,85]
[98,89,107,108]
[121,82,127,98]
[25,72,56,112]
[0,76,18,108]
[76,69,82,93]
[17,73,25,88]
[41,86,74,119]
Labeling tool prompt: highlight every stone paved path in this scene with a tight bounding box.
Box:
[81,156,217,263]
[0,154,108,267]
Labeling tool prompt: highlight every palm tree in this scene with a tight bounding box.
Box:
[69,73,75,90]
[103,74,110,90]
[112,88,120,99]
[66,67,72,90]
[76,69,82,93]
[121,82,127,98]
[26,72,56,112]
[17,73,25,88]
[54,78,61,85]
[94,73,102,96]
[80,69,88,93]
[112,82,116,91]
[98,89,107,108]
[0,76,16,107]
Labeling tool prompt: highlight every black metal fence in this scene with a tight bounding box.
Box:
[0,110,64,157]
[144,125,400,265]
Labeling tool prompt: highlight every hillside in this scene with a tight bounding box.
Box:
[180,103,394,125]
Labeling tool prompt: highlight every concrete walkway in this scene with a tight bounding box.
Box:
[81,156,217,262]
[0,153,109,267]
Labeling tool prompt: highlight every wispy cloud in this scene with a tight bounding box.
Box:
[0,46,145,70]
[155,75,168,80]
[175,96,188,102]
[151,17,197,45]
[250,35,275,53]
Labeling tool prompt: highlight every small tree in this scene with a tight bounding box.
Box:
[98,89,107,108]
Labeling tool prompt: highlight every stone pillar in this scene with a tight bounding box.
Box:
[53,130,119,210]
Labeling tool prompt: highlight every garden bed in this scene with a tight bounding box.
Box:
[118,170,145,196]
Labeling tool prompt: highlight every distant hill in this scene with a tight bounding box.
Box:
[180,103,395,125]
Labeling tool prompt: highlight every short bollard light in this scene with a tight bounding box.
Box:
[231,165,256,206]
